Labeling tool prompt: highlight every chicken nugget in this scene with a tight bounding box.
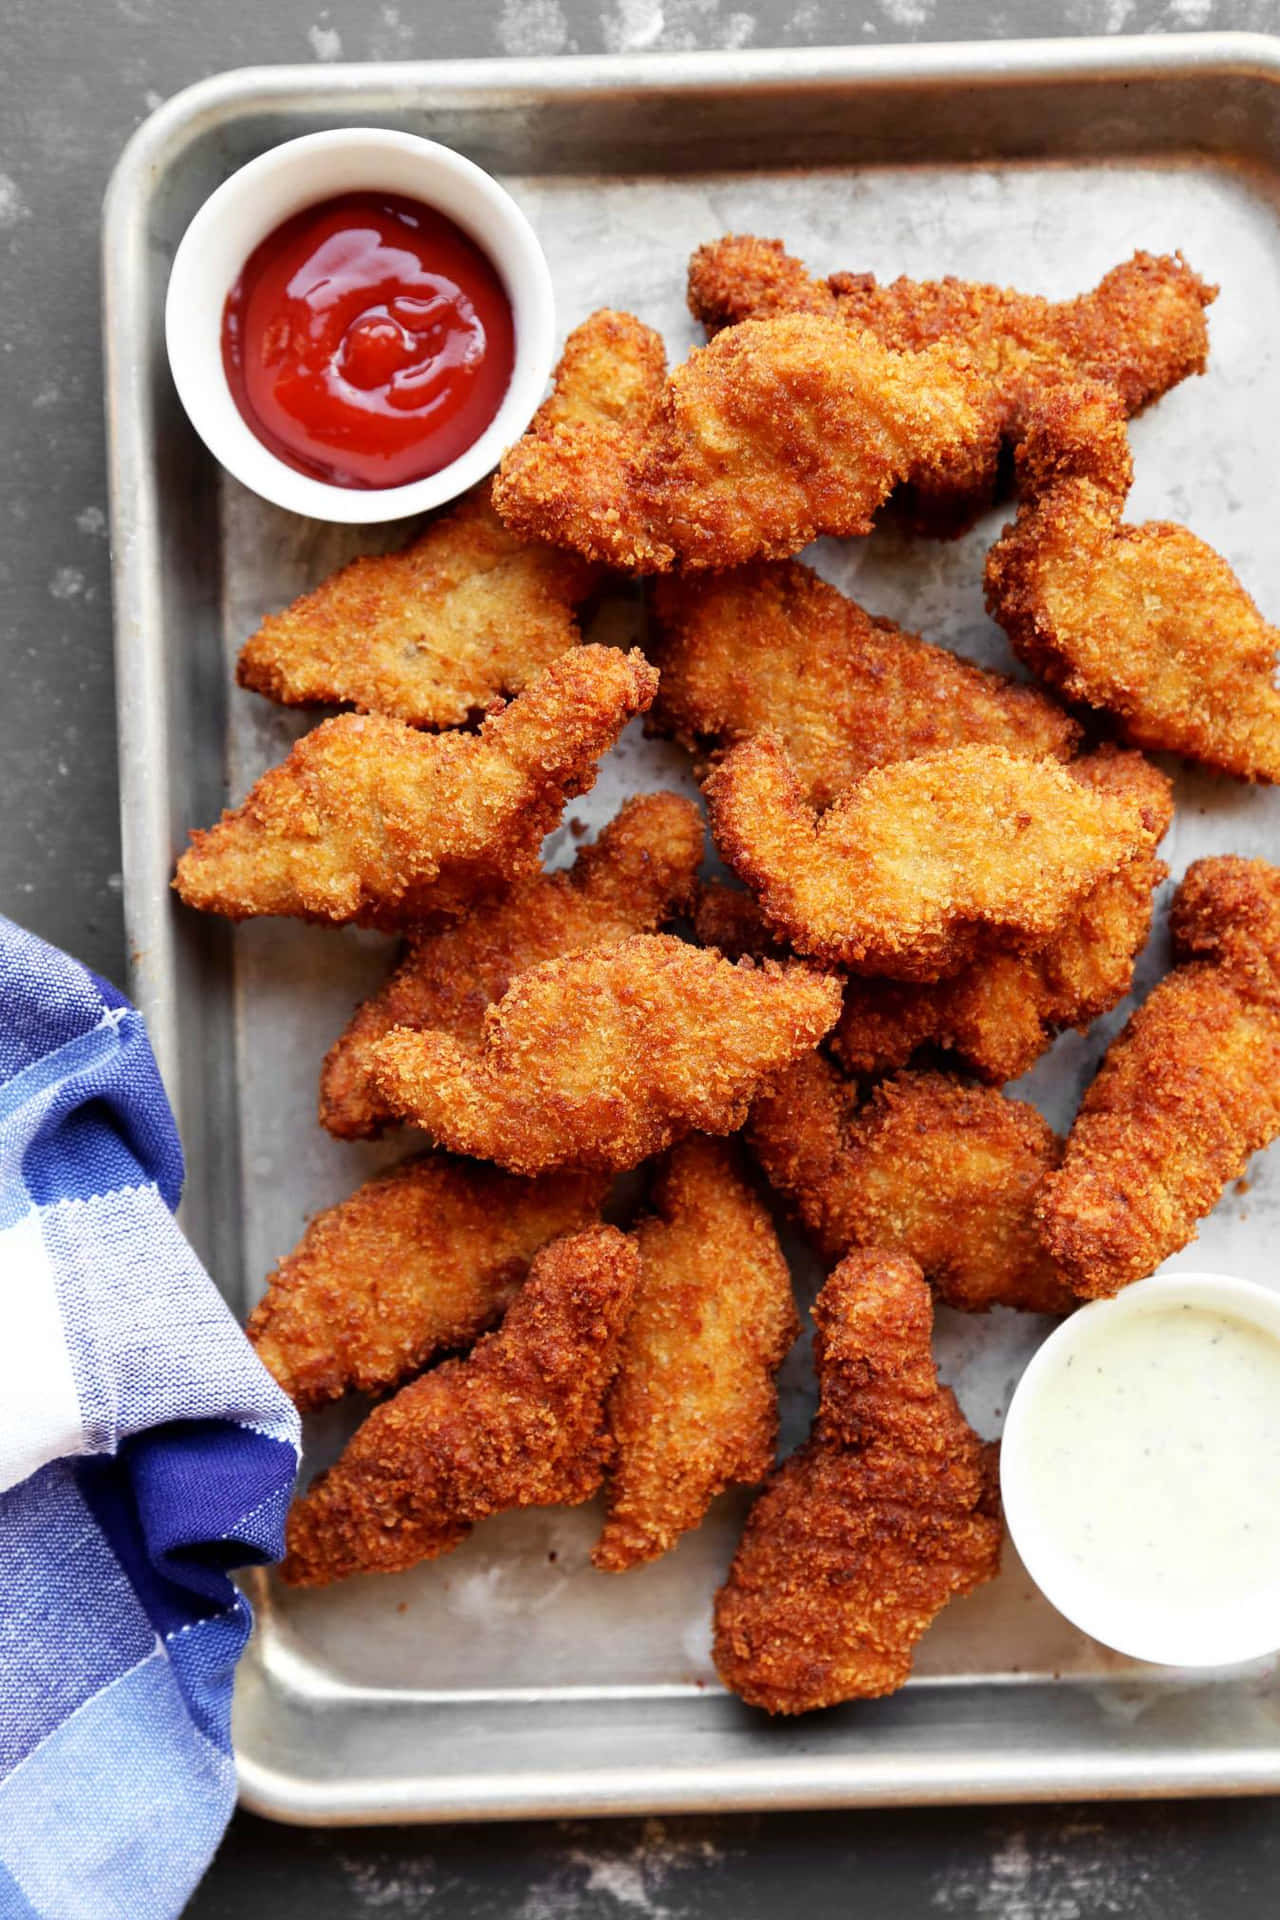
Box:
[235,482,597,727]
[369,933,843,1175]
[712,1249,1002,1713]
[749,1053,1071,1315]
[649,560,1078,809]
[985,381,1280,781]
[279,1223,639,1585]
[246,1154,608,1409]
[593,1137,798,1573]
[832,746,1172,1082]
[173,645,657,928]
[705,735,1153,978]
[1038,856,1280,1298]
[320,791,704,1139]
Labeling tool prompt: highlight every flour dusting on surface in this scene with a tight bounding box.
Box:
[514,1822,728,1920]
[601,0,756,53]
[927,1819,1199,1918]
[879,0,936,29]
[0,175,29,229]
[307,21,343,60]
[1166,0,1214,23]
[497,0,571,56]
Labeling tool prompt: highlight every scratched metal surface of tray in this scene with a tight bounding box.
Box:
[104,36,1280,1823]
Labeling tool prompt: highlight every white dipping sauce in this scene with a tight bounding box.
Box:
[1002,1276,1280,1667]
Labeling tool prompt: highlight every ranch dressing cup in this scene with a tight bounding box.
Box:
[1000,1271,1280,1667]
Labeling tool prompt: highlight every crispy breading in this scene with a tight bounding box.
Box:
[692,881,792,964]
[712,1249,1002,1713]
[1037,857,1280,1299]
[832,747,1173,1082]
[494,309,986,572]
[246,1155,608,1409]
[748,1054,1071,1315]
[279,1224,639,1586]
[704,735,1153,978]
[648,560,1079,809]
[319,792,705,1139]
[687,237,1214,533]
[592,1137,798,1573]
[173,646,657,928]
[368,933,844,1175]
[985,381,1280,781]
[235,481,597,727]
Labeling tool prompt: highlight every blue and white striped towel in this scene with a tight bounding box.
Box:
[0,914,300,1920]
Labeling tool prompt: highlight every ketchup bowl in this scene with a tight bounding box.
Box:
[164,128,555,522]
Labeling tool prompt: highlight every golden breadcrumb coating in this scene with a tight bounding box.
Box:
[749,1054,1071,1315]
[985,381,1280,780]
[368,933,844,1175]
[173,646,657,928]
[593,1137,798,1573]
[235,481,597,727]
[1037,857,1280,1299]
[687,236,1214,533]
[832,747,1173,1082]
[712,1249,1002,1713]
[319,792,705,1139]
[648,560,1078,809]
[704,735,1153,978]
[279,1224,639,1586]
[692,881,792,964]
[246,1155,608,1409]
[495,308,985,572]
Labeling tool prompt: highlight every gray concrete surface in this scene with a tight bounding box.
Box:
[4,0,1280,1912]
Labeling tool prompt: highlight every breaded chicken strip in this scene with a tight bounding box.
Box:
[246,1155,608,1409]
[985,382,1280,781]
[173,646,657,928]
[648,560,1078,809]
[713,1249,1002,1713]
[593,1137,798,1573]
[320,792,704,1139]
[494,309,985,572]
[693,880,792,964]
[833,747,1173,1082]
[1038,857,1280,1299]
[369,933,843,1175]
[749,1054,1071,1315]
[704,735,1153,978]
[687,236,1213,534]
[235,481,597,727]
[280,1224,639,1586]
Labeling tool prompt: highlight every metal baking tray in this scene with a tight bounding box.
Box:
[103,35,1280,1821]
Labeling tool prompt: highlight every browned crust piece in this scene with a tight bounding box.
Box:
[279,1224,640,1586]
[246,1154,609,1409]
[985,381,1280,781]
[367,933,844,1175]
[748,1053,1072,1315]
[712,1249,1002,1713]
[172,645,657,928]
[1037,856,1280,1299]
[319,791,705,1139]
[593,1136,799,1572]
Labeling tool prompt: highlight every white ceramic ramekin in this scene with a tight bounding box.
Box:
[1001,1269,1280,1669]
[164,128,555,522]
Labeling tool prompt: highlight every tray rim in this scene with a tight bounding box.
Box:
[102,31,1280,1823]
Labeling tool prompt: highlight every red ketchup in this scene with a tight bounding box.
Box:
[221,192,515,490]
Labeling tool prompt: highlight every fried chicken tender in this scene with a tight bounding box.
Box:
[246,1155,608,1409]
[687,236,1214,533]
[369,933,844,1175]
[704,735,1153,978]
[279,1224,639,1586]
[693,880,792,964]
[749,1054,1071,1315]
[319,792,705,1139]
[985,381,1280,781]
[173,646,657,928]
[833,747,1173,1082]
[593,1137,798,1573]
[1037,857,1280,1299]
[648,560,1078,809]
[235,482,597,727]
[494,309,985,572]
[712,1249,1002,1713]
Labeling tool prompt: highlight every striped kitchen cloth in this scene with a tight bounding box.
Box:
[0,913,300,1920]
